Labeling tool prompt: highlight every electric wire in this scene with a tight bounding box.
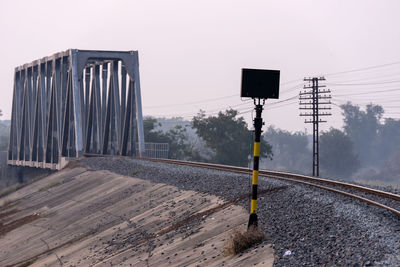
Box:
[327,80,400,86]
[143,80,303,110]
[144,94,238,109]
[147,93,300,119]
[321,60,400,77]
[326,70,400,83]
[335,88,400,97]
[334,97,399,104]
[144,61,400,123]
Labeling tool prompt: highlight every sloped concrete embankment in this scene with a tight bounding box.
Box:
[0,164,273,266]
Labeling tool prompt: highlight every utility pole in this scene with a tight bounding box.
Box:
[299,77,331,176]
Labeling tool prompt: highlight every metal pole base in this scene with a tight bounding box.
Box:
[248,213,258,229]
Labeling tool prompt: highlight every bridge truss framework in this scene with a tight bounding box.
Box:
[8,49,145,169]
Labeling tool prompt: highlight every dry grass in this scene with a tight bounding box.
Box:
[224,227,266,256]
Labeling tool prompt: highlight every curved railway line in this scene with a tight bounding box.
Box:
[84,154,400,218]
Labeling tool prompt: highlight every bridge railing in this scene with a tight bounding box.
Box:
[138,143,169,159]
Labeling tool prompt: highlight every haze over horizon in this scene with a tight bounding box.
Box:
[1,0,399,132]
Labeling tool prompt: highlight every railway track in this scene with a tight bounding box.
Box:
[83,154,400,218]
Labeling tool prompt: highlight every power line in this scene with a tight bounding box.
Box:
[146,93,300,119]
[144,61,400,124]
[144,79,303,109]
[238,109,254,115]
[144,61,400,110]
[327,80,400,86]
[334,97,400,104]
[279,83,305,95]
[144,94,238,109]
[267,95,298,105]
[267,100,298,111]
[334,94,400,102]
[322,60,400,77]
[327,70,400,83]
[280,77,304,85]
[329,82,400,93]
[147,102,251,118]
[335,88,400,97]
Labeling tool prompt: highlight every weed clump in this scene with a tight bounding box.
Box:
[224,227,266,255]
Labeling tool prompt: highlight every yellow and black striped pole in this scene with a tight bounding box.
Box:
[248,101,264,228]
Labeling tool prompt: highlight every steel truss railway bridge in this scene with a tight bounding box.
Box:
[8,49,146,169]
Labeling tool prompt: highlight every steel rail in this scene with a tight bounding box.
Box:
[138,157,400,201]
[260,169,400,201]
[264,174,400,217]
[83,154,400,217]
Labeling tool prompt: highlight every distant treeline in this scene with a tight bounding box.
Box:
[146,102,400,185]
[0,118,10,152]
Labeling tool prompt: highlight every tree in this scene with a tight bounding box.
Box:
[375,153,400,182]
[143,117,192,159]
[192,109,272,167]
[340,102,383,166]
[0,109,9,151]
[375,118,400,165]
[263,126,310,173]
[320,128,360,178]
[143,118,170,143]
[165,125,193,159]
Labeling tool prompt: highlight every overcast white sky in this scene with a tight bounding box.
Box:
[1,0,400,132]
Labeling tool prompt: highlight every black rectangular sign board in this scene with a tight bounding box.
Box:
[241,68,280,99]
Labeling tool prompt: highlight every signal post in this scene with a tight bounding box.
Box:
[241,68,280,228]
[248,100,263,227]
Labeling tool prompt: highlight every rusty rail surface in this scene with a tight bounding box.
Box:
[83,154,400,217]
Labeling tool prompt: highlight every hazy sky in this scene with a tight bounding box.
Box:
[1,0,399,132]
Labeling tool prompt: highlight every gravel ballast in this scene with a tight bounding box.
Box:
[82,157,400,266]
